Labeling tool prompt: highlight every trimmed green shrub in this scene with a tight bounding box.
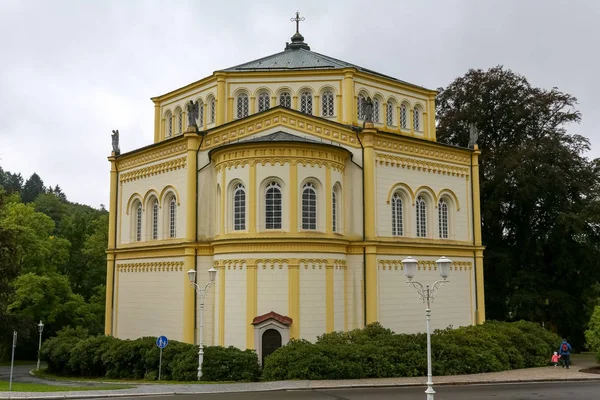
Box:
[201,346,261,382]
[262,321,561,381]
[40,326,89,374]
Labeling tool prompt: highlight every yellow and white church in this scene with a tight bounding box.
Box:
[104,22,485,362]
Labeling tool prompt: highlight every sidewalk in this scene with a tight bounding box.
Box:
[1,358,598,399]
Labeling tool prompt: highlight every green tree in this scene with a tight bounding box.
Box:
[436,66,600,346]
[21,173,46,203]
[0,166,23,194]
[585,305,600,362]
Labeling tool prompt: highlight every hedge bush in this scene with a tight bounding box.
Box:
[585,305,600,362]
[262,321,560,381]
[40,329,260,381]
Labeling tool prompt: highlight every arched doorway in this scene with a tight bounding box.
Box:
[261,329,282,365]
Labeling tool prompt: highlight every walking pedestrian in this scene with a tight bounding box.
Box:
[558,338,572,369]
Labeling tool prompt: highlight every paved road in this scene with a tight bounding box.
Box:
[110,381,600,400]
[0,365,99,387]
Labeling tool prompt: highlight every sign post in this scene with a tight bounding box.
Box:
[156,336,168,381]
[9,331,17,391]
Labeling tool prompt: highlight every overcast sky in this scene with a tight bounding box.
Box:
[1,0,598,208]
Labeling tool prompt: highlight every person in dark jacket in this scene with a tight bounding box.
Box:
[558,339,572,368]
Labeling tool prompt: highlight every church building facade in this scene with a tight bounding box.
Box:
[104,24,485,360]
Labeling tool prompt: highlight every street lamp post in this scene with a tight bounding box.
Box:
[36,320,44,371]
[401,256,452,400]
[187,267,217,380]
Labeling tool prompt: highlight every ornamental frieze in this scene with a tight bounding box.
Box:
[120,156,187,183]
[376,152,469,178]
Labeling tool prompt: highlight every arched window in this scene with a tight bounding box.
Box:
[152,200,159,240]
[169,196,176,238]
[257,92,270,112]
[136,203,142,242]
[373,98,380,123]
[209,97,216,123]
[265,182,282,229]
[416,196,427,238]
[438,198,449,239]
[400,104,408,129]
[302,182,317,230]
[386,101,394,126]
[322,91,334,117]
[391,193,403,236]
[176,108,183,134]
[237,93,249,118]
[198,99,204,127]
[357,94,365,120]
[332,189,338,233]
[300,91,312,115]
[279,92,291,108]
[165,111,173,137]
[233,183,246,231]
[413,107,421,131]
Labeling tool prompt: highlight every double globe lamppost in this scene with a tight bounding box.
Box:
[187,267,217,380]
[36,320,44,371]
[401,256,452,400]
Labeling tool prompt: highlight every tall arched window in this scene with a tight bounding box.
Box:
[400,104,408,129]
[176,108,183,134]
[373,98,380,123]
[300,91,312,115]
[265,182,282,229]
[233,183,246,231]
[438,198,449,239]
[169,197,176,238]
[416,196,427,238]
[332,189,338,233]
[209,97,216,123]
[391,193,403,236]
[279,92,291,108]
[302,182,317,230]
[357,94,365,120]
[257,92,270,112]
[198,99,204,127]
[322,91,334,117]
[413,107,421,131]
[136,204,142,242]
[237,93,249,118]
[165,111,173,137]
[386,101,394,126]
[152,200,159,240]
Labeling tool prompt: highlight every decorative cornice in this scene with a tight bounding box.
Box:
[374,138,471,165]
[378,260,472,271]
[256,259,290,269]
[117,261,184,273]
[376,152,469,178]
[118,142,188,171]
[299,258,327,269]
[120,156,187,183]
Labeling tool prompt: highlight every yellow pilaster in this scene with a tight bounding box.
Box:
[292,96,298,110]
[290,161,298,232]
[326,264,334,333]
[249,162,256,233]
[246,262,257,349]
[409,108,414,136]
[220,168,226,234]
[182,247,195,344]
[104,253,114,335]
[250,96,256,114]
[227,97,233,122]
[362,128,376,240]
[288,262,300,339]
[216,73,226,125]
[344,266,348,331]
[203,103,208,130]
[314,95,320,117]
[343,69,355,125]
[365,245,378,324]
[219,265,225,345]
[326,166,332,234]
[336,94,343,123]
[271,96,276,108]
[428,97,437,141]
[154,103,160,143]
[472,145,485,323]
[185,129,200,241]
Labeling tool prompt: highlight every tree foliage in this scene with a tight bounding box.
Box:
[436,66,600,346]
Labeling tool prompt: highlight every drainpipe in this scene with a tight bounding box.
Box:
[355,129,367,327]
[193,131,206,343]
[111,164,119,335]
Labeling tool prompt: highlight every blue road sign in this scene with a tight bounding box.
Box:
[156,336,168,349]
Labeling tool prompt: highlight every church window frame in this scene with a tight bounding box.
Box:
[197,98,204,127]
[386,100,395,126]
[391,192,404,236]
[208,95,216,123]
[237,92,249,119]
[279,91,291,108]
[165,110,173,137]
[233,183,246,231]
[357,93,366,120]
[321,90,334,117]
[152,199,159,240]
[413,105,422,131]
[416,195,427,238]
[257,92,270,112]
[175,107,183,135]
[300,91,313,115]
[135,203,142,242]
[438,198,449,239]
[301,182,317,230]
[332,183,342,233]
[372,97,381,123]
[169,196,177,238]
[400,103,408,129]
[265,181,282,230]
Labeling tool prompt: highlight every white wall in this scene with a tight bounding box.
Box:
[334,265,345,332]
[224,265,247,349]
[257,262,289,317]
[300,261,326,342]
[197,256,215,346]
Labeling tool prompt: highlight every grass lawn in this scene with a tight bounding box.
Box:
[33,369,232,385]
[0,381,133,392]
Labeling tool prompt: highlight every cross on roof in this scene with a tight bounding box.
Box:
[290,11,304,34]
